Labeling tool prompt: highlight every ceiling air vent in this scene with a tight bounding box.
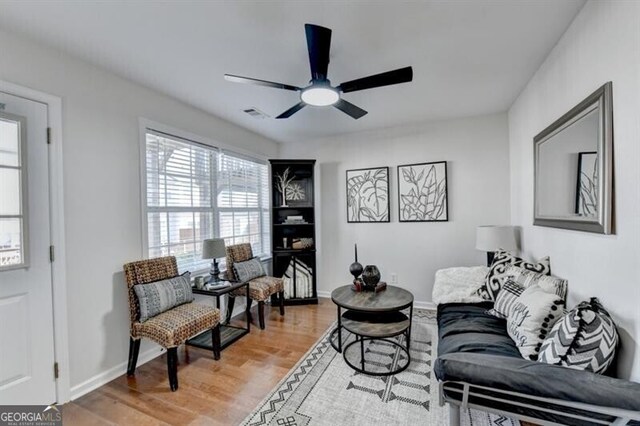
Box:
[243,107,269,119]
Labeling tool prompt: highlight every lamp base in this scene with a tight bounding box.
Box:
[486,251,495,267]
[210,259,221,281]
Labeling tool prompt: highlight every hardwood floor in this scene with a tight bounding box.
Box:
[63,298,336,426]
[63,299,541,426]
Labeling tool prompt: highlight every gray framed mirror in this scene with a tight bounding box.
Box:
[533,82,614,234]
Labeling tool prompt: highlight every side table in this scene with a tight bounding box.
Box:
[187,281,251,350]
[330,284,414,376]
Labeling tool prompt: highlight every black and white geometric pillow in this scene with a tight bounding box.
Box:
[539,298,619,374]
[487,279,525,319]
[506,266,568,301]
[476,250,551,301]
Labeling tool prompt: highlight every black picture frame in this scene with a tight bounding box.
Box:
[397,161,448,222]
[285,178,312,207]
[574,151,598,216]
[345,166,390,223]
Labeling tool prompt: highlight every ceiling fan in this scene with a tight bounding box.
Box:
[224,23,413,120]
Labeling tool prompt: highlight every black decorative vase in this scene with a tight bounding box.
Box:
[349,261,363,282]
[349,243,363,284]
[361,265,381,291]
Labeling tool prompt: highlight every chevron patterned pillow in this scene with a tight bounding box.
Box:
[538,298,619,374]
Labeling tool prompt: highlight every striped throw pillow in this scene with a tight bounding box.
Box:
[488,279,525,319]
[134,272,193,322]
[233,257,265,282]
[506,266,568,301]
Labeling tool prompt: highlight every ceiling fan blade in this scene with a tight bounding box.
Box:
[305,24,332,81]
[333,99,368,119]
[276,102,306,119]
[224,74,301,91]
[337,66,413,93]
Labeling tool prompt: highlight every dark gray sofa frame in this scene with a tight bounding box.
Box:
[439,380,640,425]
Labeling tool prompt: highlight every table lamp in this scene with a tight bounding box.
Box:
[202,238,226,281]
[476,226,519,266]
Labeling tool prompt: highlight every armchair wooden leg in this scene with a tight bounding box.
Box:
[127,337,141,376]
[279,291,285,316]
[258,301,265,330]
[226,296,235,324]
[212,324,221,360]
[167,347,178,392]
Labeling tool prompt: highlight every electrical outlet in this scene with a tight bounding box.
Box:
[390,273,398,285]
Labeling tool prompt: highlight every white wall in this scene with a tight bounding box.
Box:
[280,113,510,305]
[0,29,279,396]
[508,0,640,380]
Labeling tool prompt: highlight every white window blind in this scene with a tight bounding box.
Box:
[144,129,270,273]
[218,152,270,257]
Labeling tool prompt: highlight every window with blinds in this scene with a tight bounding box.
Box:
[144,130,270,273]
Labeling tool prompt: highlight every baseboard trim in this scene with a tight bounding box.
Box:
[69,346,164,401]
[317,291,436,310]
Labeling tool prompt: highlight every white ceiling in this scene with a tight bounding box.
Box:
[0,0,584,144]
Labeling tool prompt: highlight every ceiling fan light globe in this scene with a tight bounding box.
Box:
[301,87,339,106]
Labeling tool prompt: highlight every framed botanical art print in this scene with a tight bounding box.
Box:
[397,161,448,222]
[346,167,390,223]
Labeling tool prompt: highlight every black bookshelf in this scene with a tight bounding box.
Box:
[269,159,318,305]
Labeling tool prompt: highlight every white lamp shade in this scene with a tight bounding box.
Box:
[476,226,519,252]
[202,238,226,259]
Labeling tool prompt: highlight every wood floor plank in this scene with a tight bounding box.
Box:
[62,402,115,426]
[63,298,336,425]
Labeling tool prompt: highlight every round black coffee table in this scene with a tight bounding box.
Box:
[330,285,414,376]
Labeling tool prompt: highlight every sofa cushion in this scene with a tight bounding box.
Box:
[437,303,521,359]
[539,298,618,374]
[231,275,284,302]
[131,302,219,348]
[477,250,550,301]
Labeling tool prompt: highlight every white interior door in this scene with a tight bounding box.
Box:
[0,92,56,405]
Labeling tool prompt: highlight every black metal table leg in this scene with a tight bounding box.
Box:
[407,303,413,351]
[246,283,251,333]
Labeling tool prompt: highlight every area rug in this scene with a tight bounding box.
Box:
[241,309,519,426]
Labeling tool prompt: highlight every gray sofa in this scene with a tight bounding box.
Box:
[434,302,640,425]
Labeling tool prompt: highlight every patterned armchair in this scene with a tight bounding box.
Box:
[123,256,221,391]
[226,243,285,329]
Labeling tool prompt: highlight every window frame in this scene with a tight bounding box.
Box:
[138,118,271,275]
[0,111,29,271]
